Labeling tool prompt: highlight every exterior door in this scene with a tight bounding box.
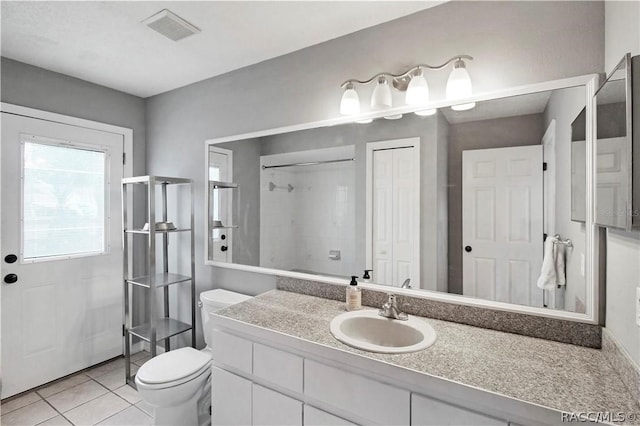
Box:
[462,145,543,307]
[372,146,418,287]
[1,113,124,398]
[208,147,232,263]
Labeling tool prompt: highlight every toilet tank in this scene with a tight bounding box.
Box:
[200,289,252,348]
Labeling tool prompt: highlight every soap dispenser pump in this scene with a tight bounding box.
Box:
[346,276,362,311]
[362,269,373,283]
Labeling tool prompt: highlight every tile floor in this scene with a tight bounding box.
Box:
[1,352,155,426]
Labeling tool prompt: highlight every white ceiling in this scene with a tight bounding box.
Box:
[441,91,553,124]
[1,1,444,98]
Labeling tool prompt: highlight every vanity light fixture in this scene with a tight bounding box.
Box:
[339,55,474,117]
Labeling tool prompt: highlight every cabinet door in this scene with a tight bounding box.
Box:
[253,384,302,426]
[303,405,357,426]
[412,393,506,426]
[212,367,252,426]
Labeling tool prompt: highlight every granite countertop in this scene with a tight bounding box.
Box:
[215,289,640,419]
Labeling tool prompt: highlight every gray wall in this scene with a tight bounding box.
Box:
[145,1,604,348]
[544,86,588,312]
[447,113,545,294]
[604,0,640,368]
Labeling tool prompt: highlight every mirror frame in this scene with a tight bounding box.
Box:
[205,74,601,325]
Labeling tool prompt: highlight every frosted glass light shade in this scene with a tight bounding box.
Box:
[446,63,473,100]
[340,86,360,115]
[415,108,437,116]
[371,78,392,110]
[405,73,429,106]
[451,102,476,111]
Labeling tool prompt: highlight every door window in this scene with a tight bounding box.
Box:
[22,137,108,261]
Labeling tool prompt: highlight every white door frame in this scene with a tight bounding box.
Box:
[204,146,234,264]
[542,119,556,236]
[1,102,134,356]
[365,137,421,285]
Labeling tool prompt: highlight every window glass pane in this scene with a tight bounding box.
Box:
[23,141,106,260]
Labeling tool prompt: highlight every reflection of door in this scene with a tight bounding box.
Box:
[366,138,420,287]
[595,137,627,228]
[209,147,233,262]
[1,112,125,398]
[462,146,543,307]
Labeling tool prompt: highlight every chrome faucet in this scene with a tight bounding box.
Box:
[401,278,411,289]
[378,294,408,321]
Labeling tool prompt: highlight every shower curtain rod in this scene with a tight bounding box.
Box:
[261,158,355,169]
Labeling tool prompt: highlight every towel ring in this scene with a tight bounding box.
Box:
[552,234,573,248]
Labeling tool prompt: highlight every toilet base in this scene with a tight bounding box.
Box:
[151,376,211,426]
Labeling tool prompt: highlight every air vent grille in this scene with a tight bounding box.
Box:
[143,9,200,42]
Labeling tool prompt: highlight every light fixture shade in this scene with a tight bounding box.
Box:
[446,60,473,101]
[451,102,476,111]
[405,72,429,106]
[371,78,392,110]
[340,85,360,115]
[415,108,437,116]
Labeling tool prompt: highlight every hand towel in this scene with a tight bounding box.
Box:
[536,236,566,290]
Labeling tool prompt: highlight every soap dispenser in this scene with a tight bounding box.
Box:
[346,276,362,311]
[362,269,373,283]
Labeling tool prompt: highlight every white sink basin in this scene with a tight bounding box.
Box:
[330,310,437,354]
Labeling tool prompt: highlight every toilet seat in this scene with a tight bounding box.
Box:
[136,347,212,390]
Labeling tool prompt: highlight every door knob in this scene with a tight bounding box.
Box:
[221,235,226,240]
[4,274,18,284]
[4,254,17,264]
[221,246,228,252]
[465,246,472,253]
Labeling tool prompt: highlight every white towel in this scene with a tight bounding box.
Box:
[536,236,566,290]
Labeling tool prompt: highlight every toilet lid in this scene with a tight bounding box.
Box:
[136,347,211,385]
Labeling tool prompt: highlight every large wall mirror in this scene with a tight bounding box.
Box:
[206,75,599,322]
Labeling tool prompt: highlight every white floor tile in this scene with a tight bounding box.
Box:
[94,369,126,391]
[37,373,91,398]
[36,414,73,425]
[45,380,108,413]
[1,391,42,414]
[97,405,152,426]
[1,400,57,426]
[129,351,150,363]
[134,400,154,417]
[86,358,125,379]
[64,393,129,426]
[113,385,142,404]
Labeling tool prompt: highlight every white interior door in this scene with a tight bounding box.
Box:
[595,137,627,228]
[462,145,543,307]
[372,146,418,287]
[208,148,232,263]
[1,113,124,398]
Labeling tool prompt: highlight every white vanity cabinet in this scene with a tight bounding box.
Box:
[211,329,511,426]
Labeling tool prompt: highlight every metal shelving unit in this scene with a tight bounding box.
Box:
[122,176,195,387]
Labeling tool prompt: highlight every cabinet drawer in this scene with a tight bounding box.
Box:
[211,367,252,426]
[253,383,303,426]
[411,393,507,426]
[253,343,303,393]
[304,359,409,425]
[303,405,357,426]
[211,330,252,374]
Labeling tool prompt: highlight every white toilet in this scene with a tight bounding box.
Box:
[135,289,252,426]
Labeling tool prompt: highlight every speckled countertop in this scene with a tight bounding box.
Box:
[215,289,640,419]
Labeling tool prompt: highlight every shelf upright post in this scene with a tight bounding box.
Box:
[161,182,170,352]
[122,180,131,384]
[190,181,196,347]
[148,177,157,357]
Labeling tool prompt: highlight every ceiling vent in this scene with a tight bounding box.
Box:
[142,9,200,42]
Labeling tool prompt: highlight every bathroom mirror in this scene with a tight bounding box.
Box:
[594,53,637,230]
[206,75,599,321]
